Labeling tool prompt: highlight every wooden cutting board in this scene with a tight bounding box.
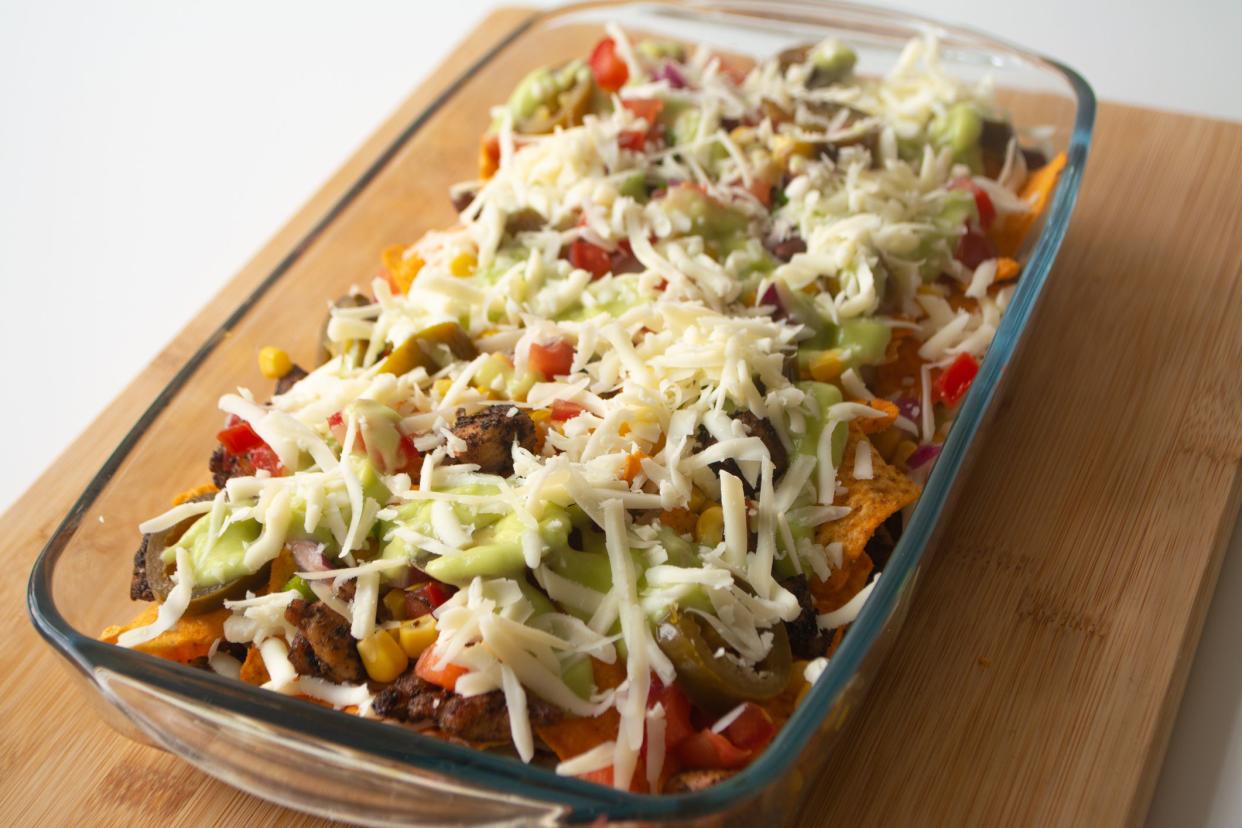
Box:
[4,7,1242,826]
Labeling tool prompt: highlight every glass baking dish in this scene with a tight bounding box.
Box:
[27,1,1094,824]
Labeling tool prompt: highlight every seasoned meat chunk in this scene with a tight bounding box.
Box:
[447,406,536,476]
[209,444,256,489]
[130,537,155,601]
[283,599,365,684]
[781,576,828,660]
[373,668,562,742]
[274,364,308,396]
[695,411,789,494]
[733,411,788,476]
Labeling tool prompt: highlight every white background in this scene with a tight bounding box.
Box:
[2,1,1240,824]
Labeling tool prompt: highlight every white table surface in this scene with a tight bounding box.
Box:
[3,2,1240,824]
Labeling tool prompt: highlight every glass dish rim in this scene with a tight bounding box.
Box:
[26,0,1096,821]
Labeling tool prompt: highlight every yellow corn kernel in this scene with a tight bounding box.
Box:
[529,408,552,425]
[696,506,725,547]
[381,589,407,621]
[809,349,846,383]
[771,134,813,165]
[357,628,409,683]
[258,346,292,380]
[433,378,453,398]
[891,439,918,469]
[688,487,707,513]
[397,615,438,659]
[449,251,477,278]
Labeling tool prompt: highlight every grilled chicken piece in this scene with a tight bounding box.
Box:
[447,406,536,476]
[284,599,365,684]
[373,669,561,742]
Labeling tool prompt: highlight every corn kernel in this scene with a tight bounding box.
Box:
[688,487,707,513]
[772,134,813,165]
[449,251,477,278]
[357,628,409,682]
[696,505,725,547]
[809,349,846,383]
[381,589,407,621]
[433,378,453,398]
[258,346,292,380]
[529,408,552,425]
[398,615,438,659]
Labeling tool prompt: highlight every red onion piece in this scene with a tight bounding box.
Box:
[758,282,788,319]
[290,539,332,572]
[906,443,941,470]
[895,397,921,423]
[655,61,687,89]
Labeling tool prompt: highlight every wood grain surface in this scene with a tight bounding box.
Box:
[4,6,1242,827]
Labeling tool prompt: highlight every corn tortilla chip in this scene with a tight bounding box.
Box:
[811,429,919,611]
[101,605,229,664]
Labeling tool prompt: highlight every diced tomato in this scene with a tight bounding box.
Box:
[568,238,613,279]
[582,766,615,787]
[746,177,773,208]
[217,416,284,476]
[398,433,423,476]
[721,703,775,752]
[480,134,502,178]
[551,399,587,421]
[618,129,649,151]
[618,101,664,151]
[217,420,264,454]
[588,37,628,92]
[422,581,452,608]
[621,98,664,124]
[248,444,284,476]
[579,765,654,793]
[954,229,996,270]
[674,728,752,770]
[648,680,694,750]
[934,352,980,406]
[949,177,996,231]
[528,338,576,378]
[415,645,467,691]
